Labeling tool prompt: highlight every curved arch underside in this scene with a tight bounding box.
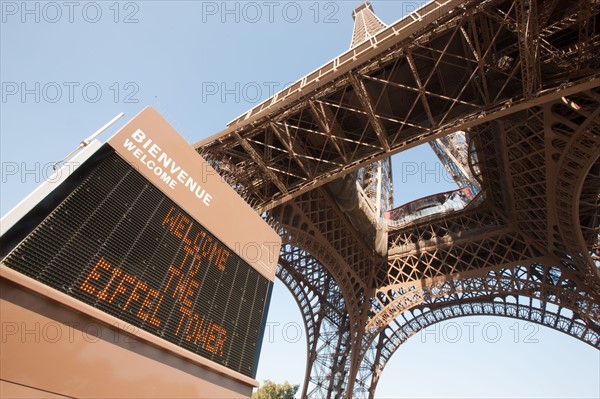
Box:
[360,298,599,398]
[276,241,600,399]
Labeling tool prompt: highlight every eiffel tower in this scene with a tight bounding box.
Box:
[195,1,600,397]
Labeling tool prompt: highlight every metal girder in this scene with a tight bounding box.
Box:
[276,246,350,398]
[308,100,351,165]
[349,74,390,152]
[268,122,313,179]
[232,131,289,197]
[515,0,541,97]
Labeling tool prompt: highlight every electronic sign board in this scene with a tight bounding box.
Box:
[0,107,281,379]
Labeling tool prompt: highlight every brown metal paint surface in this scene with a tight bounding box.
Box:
[107,106,280,281]
[0,380,71,398]
[0,278,253,398]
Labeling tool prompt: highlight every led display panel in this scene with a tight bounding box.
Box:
[0,107,280,378]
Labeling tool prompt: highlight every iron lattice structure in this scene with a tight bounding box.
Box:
[195,0,600,398]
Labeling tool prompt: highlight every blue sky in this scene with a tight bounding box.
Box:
[1,1,598,397]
